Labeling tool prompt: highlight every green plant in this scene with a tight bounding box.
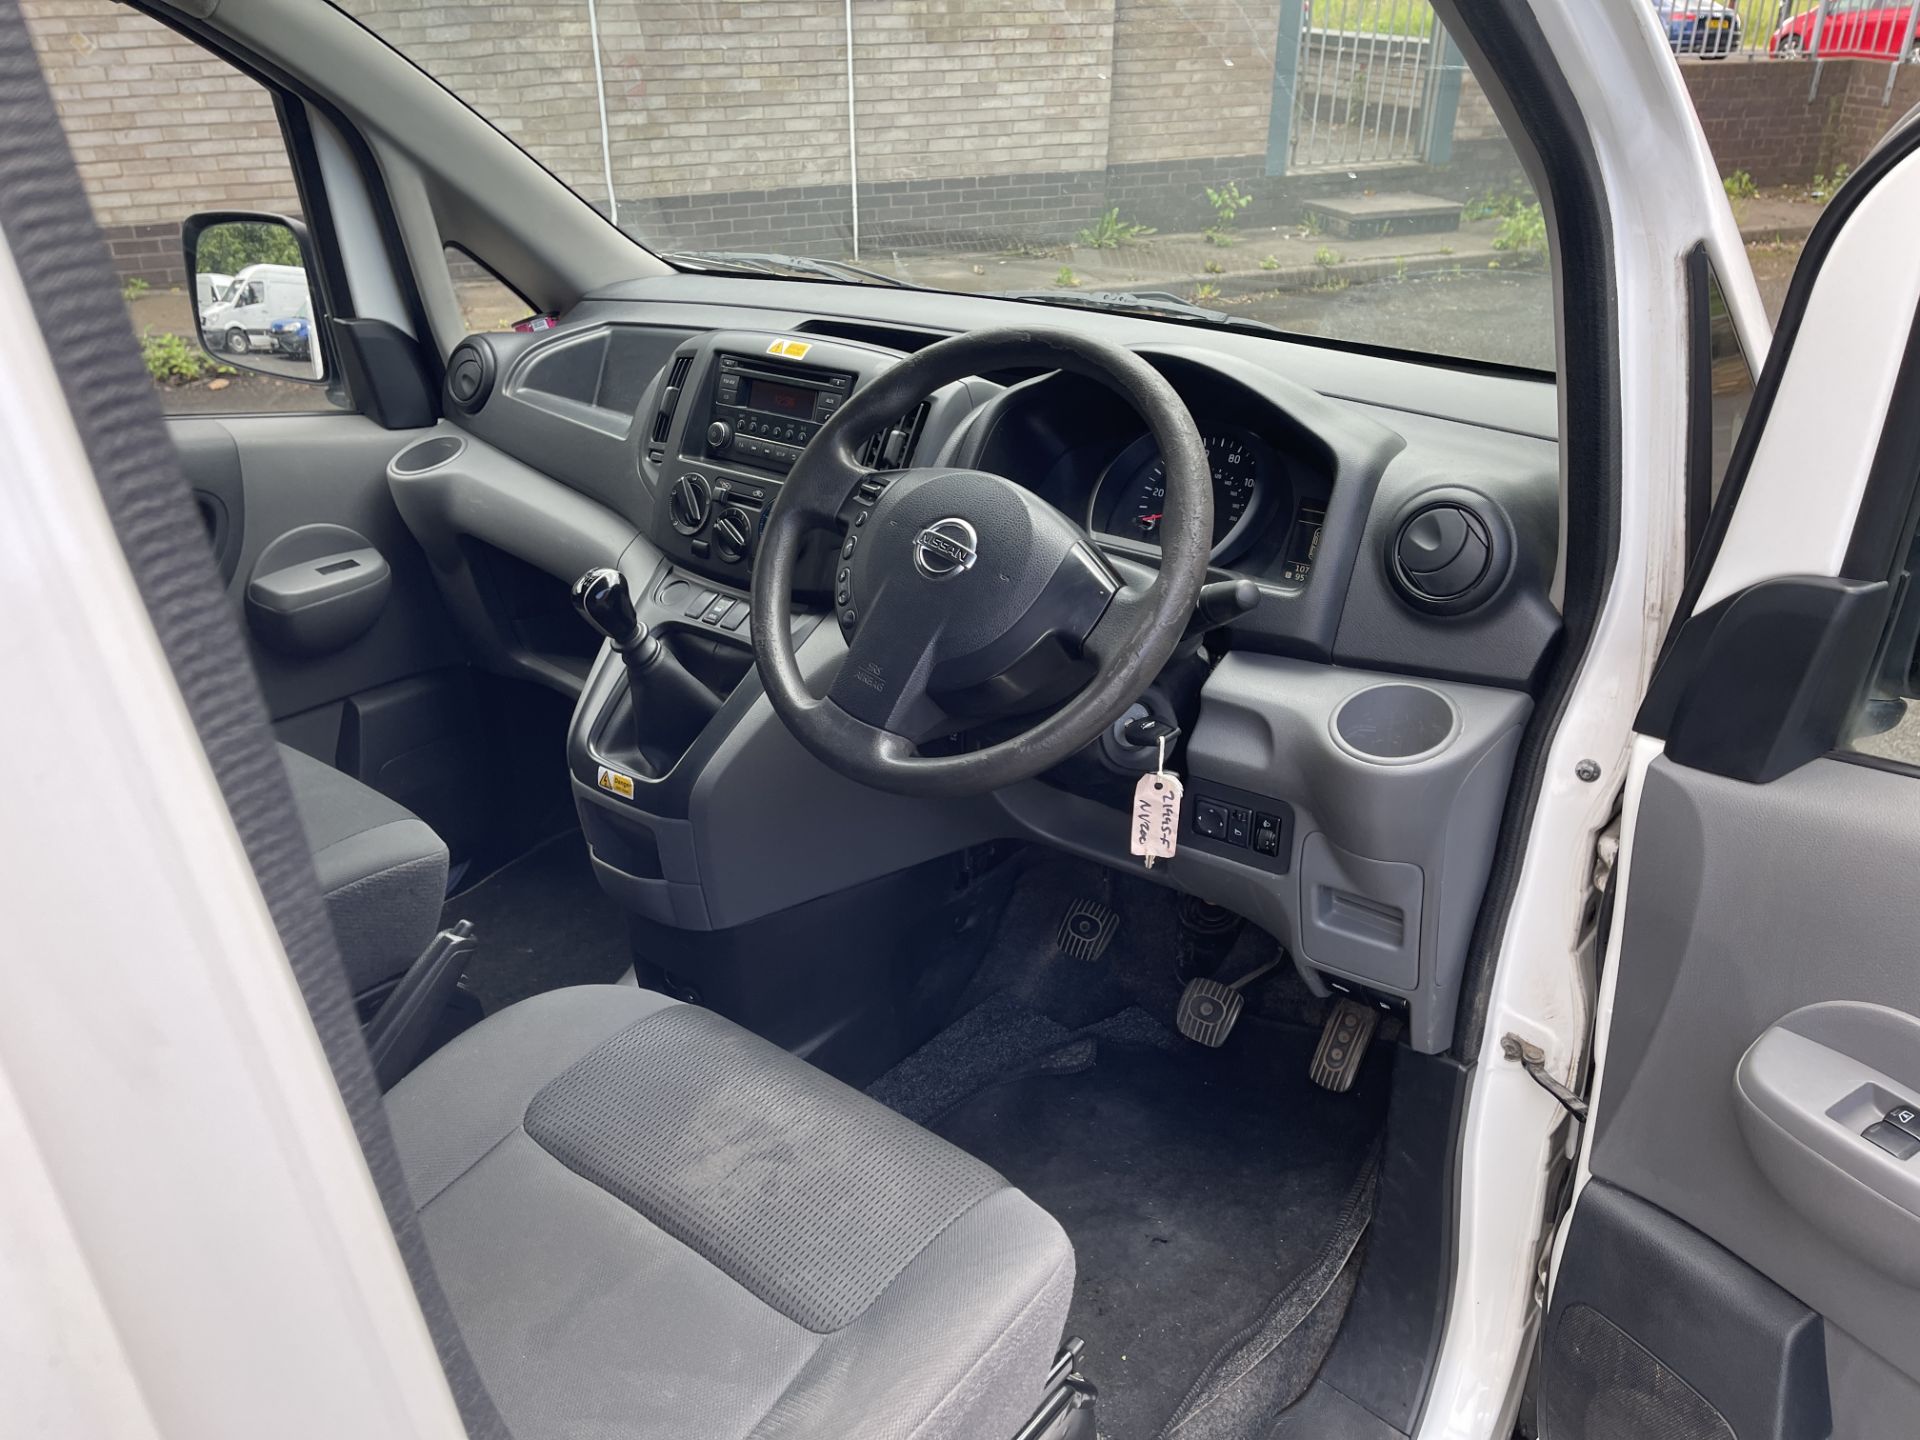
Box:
[1203,259,1224,275]
[1492,202,1547,259]
[1075,207,1155,249]
[1191,282,1222,304]
[194,220,301,276]
[1311,274,1350,294]
[1722,170,1757,203]
[140,327,229,386]
[1462,184,1534,223]
[1258,254,1280,271]
[1810,162,1851,202]
[1313,245,1341,268]
[1392,256,1408,282]
[1203,182,1252,245]
[1054,265,1079,288]
[120,276,150,304]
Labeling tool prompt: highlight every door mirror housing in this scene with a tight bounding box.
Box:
[181,211,326,384]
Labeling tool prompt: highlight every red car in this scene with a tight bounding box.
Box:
[1772,0,1920,59]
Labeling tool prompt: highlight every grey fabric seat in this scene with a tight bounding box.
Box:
[387,985,1074,1440]
[278,743,449,996]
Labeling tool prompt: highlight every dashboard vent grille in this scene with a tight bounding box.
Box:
[857,401,932,470]
[650,352,693,444]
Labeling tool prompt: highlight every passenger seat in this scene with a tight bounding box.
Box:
[278,743,449,999]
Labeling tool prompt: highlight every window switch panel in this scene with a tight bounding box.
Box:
[1863,1121,1920,1161]
[1885,1102,1920,1142]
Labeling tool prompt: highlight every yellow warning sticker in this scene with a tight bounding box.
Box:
[596,764,635,800]
[765,338,812,360]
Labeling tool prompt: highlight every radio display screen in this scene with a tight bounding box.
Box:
[740,376,818,421]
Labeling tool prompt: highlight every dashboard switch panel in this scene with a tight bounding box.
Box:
[1181,782,1294,874]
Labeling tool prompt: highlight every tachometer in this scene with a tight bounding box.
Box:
[1096,428,1270,563]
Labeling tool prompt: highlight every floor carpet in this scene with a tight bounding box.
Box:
[442,830,632,1014]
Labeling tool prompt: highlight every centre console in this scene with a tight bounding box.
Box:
[637,331,958,596]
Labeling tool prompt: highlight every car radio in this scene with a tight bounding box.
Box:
[702,352,855,473]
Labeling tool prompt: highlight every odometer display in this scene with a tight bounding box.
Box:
[1098,428,1269,562]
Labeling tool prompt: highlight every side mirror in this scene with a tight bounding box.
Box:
[181,212,325,384]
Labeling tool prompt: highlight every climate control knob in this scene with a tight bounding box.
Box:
[712,505,754,564]
[669,472,713,535]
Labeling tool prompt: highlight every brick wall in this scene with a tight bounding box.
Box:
[1681,56,1920,186]
[25,0,302,286]
[1109,0,1282,164]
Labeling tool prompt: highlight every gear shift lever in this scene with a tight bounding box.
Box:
[572,567,657,661]
[572,568,718,770]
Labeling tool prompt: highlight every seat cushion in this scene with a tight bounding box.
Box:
[387,986,1074,1440]
[278,743,449,995]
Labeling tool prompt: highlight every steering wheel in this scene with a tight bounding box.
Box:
[749,327,1212,798]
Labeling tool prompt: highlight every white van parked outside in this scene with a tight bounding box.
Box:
[201,261,308,355]
[193,270,231,321]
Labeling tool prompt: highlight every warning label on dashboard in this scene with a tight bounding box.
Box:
[597,764,635,800]
[766,338,812,360]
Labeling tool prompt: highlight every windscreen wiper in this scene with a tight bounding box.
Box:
[660,249,906,287]
[998,287,1285,335]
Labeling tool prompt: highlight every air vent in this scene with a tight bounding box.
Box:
[445,337,496,414]
[1387,494,1510,615]
[650,352,693,444]
[857,400,932,470]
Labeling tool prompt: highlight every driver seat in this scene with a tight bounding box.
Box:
[387,984,1075,1440]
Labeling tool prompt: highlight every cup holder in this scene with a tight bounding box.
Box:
[1331,682,1459,765]
[390,435,466,475]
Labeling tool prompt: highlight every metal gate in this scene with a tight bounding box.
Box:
[1269,0,1461,175]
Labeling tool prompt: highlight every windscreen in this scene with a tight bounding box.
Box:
[335,0,1556,373]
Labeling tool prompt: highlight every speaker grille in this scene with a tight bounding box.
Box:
[1543,1304,1736,1440]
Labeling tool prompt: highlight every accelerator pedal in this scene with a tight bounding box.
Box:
[1056,897,1120,963]
[1310,997,1380,1093]
[1176,957,1281,1048]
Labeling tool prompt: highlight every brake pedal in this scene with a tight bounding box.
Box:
[1175,957,1281,1048]
[1056,897,1119,963]
[1310,998,1379,1093]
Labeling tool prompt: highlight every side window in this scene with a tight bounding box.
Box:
[24,0,346,415]
[1846,529,1920,767]
[444,245,538,335]
[1684,251,1758,565]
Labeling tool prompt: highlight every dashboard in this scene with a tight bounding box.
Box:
[392,275,1563,1054]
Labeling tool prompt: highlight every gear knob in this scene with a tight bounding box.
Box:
[572,567,644,651]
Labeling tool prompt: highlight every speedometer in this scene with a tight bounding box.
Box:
[1095,428,1271,564]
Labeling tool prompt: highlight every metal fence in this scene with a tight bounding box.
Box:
[1280,0,1464,174]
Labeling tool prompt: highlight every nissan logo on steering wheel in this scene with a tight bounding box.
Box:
[912,517,979,580]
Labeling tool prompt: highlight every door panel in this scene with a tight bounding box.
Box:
[1590,754,1920,1384]
[174,412,464,731]
[1544,103,1920,1440]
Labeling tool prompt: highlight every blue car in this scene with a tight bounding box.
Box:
[1654,0,1744,56]
[269,314,311,359]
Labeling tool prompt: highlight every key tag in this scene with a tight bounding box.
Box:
[1130,735,1184,869]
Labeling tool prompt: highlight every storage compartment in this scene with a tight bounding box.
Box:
[1299,833,1423,990]
[244,523,392,657]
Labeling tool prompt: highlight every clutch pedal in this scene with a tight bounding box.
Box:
[1309,997,1379,1093]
